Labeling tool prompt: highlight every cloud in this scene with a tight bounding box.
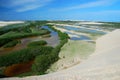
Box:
[51,0,118,11]
[16,4,43,12]
[0,0,53,12]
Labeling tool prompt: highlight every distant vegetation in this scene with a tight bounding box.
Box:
[100,22,120,28]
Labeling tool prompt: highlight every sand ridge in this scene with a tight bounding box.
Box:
[0,21,24,27]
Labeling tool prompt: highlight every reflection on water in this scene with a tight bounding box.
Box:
[64,26,106,34]
[70,35,91,40]
[65,31,91,40]
[0,26,59,55]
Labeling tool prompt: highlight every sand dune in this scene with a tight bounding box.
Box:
[2,29,120,80]
[0,21,24,27]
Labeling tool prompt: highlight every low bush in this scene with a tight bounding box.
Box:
[27,40,47,47]
[3,40,21,48]
[0,38,12,47]
[0,46,53,67]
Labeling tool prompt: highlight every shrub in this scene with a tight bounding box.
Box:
[27,40,47,47]
[0,46,53,67]
[0,38,12,47]
[3,40,21,48]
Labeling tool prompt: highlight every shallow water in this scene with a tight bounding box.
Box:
[57,25,106,40]
[65,31,91,40]
[64,26,106,34]
[70,35,91,40]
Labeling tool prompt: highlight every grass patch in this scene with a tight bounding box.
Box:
[27,40,47,47]
[3,40,21,48]
[48,40,95,72]
[0,46,53,67]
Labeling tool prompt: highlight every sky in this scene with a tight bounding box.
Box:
[0,0,120,22]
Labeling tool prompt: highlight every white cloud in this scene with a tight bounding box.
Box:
[16,4,43,12]
[10,0,36,6]
[0,0,53,12]
[51,0,118,11]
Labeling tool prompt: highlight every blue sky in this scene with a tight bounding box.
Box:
[0,0,120,22]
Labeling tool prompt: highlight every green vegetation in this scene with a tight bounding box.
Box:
[27,40,47,47]
[3,40,21,48]
[0,46,53,67]
[0,22,50,47]
[0,67,5,76]
[0,23,30,35]
[31,25,69,75]
[0,38,12,47]
[0,21,69,77]
[100,22,120,28]
[0,30,50,40]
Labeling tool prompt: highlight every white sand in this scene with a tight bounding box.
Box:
[0,21,24,27]
[95,29,120,53]
[78,21,104,25]
[3,29,120,80]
